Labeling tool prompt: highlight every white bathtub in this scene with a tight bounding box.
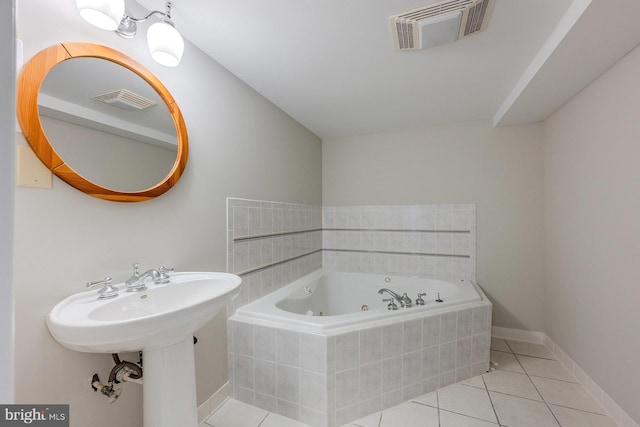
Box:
[228,268,491,427]
[233,269,484,333]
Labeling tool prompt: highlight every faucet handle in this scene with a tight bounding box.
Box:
[382,298,398,311]
[416,293,426,305]
[131,262,140,276]
[87,276,112,288]
[86,277,119,299]
[157,266,174,284]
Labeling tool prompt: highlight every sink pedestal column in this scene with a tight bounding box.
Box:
[143,337,198,427]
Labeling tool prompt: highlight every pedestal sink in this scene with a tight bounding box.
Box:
[46,272,241,427]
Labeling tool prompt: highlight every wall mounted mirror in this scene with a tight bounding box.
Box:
[17,42,188,202]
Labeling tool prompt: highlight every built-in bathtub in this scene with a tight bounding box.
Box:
[228,269,492,427]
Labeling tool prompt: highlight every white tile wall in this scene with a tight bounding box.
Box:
[322,204,476,280]
[227,198,323,312]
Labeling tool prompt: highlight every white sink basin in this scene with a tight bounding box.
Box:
[46,271,241,353]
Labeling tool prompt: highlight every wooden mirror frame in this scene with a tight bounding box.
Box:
[17,42,188,202]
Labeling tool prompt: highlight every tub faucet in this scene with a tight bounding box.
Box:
[378,288,413,308]
[125,263,160,292]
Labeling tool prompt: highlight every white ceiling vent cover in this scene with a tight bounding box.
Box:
[391,0,495,51]
[92,89,157,111]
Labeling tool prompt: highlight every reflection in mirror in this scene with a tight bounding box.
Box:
[39,58,178,192]
[16,42,188,202]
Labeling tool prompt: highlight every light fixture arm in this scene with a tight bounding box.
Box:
[117,2,175,39]
[75,0,184,66]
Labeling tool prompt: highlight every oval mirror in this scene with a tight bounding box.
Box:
[17,42,188,202]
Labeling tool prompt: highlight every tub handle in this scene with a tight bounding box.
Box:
[382,298,398,311]
[416,293,426,305]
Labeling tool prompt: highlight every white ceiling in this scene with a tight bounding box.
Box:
[138,0,640,139]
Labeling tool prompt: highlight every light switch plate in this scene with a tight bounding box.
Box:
[16,145,52,188]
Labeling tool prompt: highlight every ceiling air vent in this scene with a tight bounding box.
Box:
[390,0,495,51]
[92,89,157,111]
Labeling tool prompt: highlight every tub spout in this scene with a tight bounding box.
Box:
[378,288,413,308]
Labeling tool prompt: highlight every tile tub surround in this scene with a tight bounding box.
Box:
[227,198,323,312]
[227,201,476,314]
[322,204,476,280]
[227,300,492,427]
[207,339,617,427]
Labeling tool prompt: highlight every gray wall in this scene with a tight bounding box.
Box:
[322,121,545,331]
[14,1,321,426]
[0,0,15,404]
[543,44,640,424]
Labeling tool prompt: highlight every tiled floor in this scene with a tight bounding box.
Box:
[204,339,616,427]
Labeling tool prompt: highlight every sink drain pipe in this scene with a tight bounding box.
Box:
[90,353,143,403]
[90,337,197,403]
[109,353,143,385]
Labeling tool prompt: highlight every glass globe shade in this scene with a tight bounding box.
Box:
[147,21,184,67]
[75,0,125,31]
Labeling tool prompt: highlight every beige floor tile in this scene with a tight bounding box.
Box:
[506,340,554,359]
[490,350,524,373]
[490,392,559,427]
[412,390,438,407]
[344,411,381,427]
[260,413,310,427]
[459,375,486,389]
[379,401,439,427]
[208,356,619,427]
[205,399,268,427]
[483,370,542,401]
[550,404,617,427]
[439,409,499,426]
[517,355,576,382]
[437,383,497,423]
[531,377,605,414]
[490,338,510,352]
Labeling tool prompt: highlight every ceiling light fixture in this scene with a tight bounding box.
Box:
[75,0,184,67]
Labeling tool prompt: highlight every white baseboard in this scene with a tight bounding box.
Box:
[494,327,639,427]
[197,382,230,425]
[491,326,545,343]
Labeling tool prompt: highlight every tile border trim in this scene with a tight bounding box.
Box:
[237,249,323,277]
[324,248,471,259]
[233,229,323,242]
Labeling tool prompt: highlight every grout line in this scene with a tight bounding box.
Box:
[487,388,551,404]
[438,407,500,425]
[482,375,502,426]
[547,402,614,417]
[510,345,562,427]
[525,372,578,385]
[513,353,557,361]
[459,381,486,391]
[255,412,270,426]
[436,390,441,427]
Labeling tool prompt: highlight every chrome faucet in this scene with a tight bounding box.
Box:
[125,263,160,292]
[87,276,119,299]
[378,288,413,308]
